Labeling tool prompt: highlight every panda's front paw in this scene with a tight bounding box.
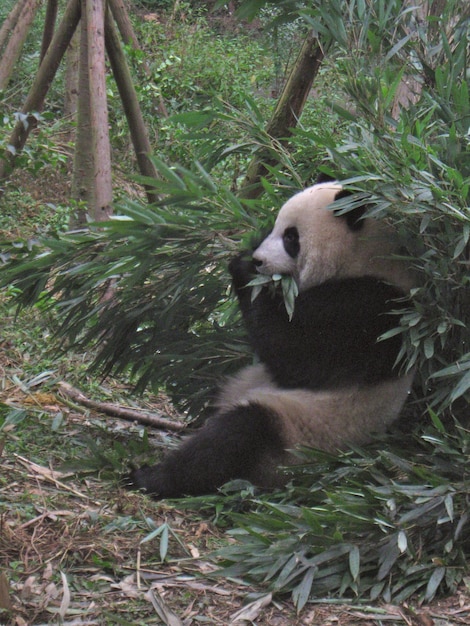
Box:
[229,252,257,289]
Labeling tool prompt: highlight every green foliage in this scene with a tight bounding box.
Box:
[321,7,470,414]
[215,0,470,415]
[139,520,190,562]
[1,1,468,419]
[127,6,277,166]
[0,403,68,467]
[0,158,280,415]
[0,189,74,238]
[62,430,151,478]
[1,1,66,109]
[0,407,29,432]
[198,0,469,605]
[0,112,69,176]
[216,420,470,609]
[249,272,298,320]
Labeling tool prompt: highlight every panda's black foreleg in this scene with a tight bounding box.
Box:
[127,403,285,499]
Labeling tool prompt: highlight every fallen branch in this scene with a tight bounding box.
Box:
[58,382,185,432]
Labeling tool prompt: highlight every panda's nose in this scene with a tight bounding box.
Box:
[252,239,271,271]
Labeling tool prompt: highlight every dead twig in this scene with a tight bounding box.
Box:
[57,381,185,431]
[13,453,101,502]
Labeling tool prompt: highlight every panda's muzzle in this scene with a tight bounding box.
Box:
[252,231,298,277]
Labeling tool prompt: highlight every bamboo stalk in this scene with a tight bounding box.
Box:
[39,0,59,62]
[85,0,113,219]
[0,0,29,54]
[0,0,41,90]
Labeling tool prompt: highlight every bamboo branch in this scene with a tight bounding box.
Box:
[108,0,140,49]
[108,0,167,118]
[40,0,59,62]
[58,382,185,431]
[0,0,28,54]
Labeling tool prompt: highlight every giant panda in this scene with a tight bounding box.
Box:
[128,180,415,498]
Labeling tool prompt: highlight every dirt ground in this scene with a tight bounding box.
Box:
[1,337,469,625]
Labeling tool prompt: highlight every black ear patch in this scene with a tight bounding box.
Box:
[283,226,300,258]
[334,189,367,231]
[316,171,336,184]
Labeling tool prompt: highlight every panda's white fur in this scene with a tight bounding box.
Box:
[216,363,414,465]
[129,182,415,498]
[253,182,413,292]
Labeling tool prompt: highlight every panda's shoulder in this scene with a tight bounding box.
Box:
[293,276,407,323]
[301,276,405,301]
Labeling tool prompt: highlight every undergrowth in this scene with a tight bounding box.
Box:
[216,418,470,610]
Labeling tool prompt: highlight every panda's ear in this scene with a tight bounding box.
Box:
[334,189,367,231]
[316,171,337,184]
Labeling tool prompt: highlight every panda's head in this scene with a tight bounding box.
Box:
[252,182,412,292]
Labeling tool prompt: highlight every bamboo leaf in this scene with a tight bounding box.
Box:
[292,567,316,612]
[425,567,446,601]
[160,524,169,562]
[397,531,407,554]
[349,545,360,582]
[450,370,470,403]
[444,494,454,523]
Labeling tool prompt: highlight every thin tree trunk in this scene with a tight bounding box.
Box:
[71,1,94,222]
[0,0,28,53]
[105,6,159,203]
[108,0,167,118]
[40,0,59,62]
[239,32,325,199]
[0,0,41,91]
[64,29,79,117]
[86,0,113,219]
[109,0,140,47]
[0,0,81,182]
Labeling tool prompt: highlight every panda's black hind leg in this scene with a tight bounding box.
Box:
[126,403,285,499]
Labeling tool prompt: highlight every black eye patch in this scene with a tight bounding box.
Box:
[283,226,300,258]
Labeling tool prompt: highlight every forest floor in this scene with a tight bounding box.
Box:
[1,305,470,626]
[0,155,469,625]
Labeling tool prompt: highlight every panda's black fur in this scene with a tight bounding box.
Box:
[231,261,406,390]
[128,181,414,499]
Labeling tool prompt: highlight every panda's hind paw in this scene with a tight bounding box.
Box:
[122,465,152,492]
